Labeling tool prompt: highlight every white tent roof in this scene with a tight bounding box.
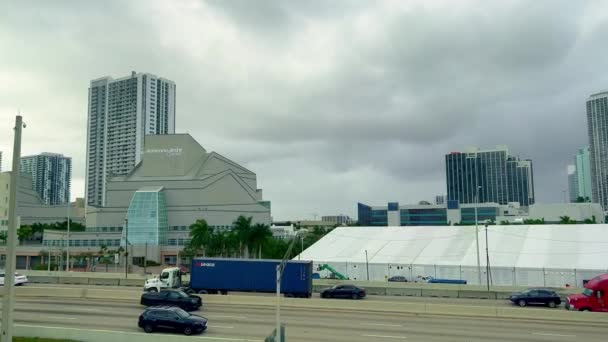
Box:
[298,225,608,270]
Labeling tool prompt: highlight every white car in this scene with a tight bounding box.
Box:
[0,272,28,286]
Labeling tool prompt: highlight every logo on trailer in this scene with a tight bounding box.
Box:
[195,262,215,267]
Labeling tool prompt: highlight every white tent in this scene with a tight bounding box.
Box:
[297,225,608,287]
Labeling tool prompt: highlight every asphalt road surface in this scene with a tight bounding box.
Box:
[25,283,556,308]
[3,296,608,342]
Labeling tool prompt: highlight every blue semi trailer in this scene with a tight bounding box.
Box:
[188,258,313,298]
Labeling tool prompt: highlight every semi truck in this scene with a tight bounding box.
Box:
[144,258,313,298]
[566,273,608,312]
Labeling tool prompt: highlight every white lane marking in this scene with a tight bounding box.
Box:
[15,324,261,341]
[208,315,248,319]
[363,334,407,339]
[208,325,235,329]
[47,316,77,320]
[531,333,576,338]
[362,323,402,327]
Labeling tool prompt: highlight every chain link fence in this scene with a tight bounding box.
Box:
[312,261,607,288]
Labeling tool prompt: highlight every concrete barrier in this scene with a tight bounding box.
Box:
[458,290,497,300]
[364,286,387,296]
[88,278,120,286]
[119,278,145,287]
[26,275,59,284]
[59,277,90,285]
[16,286,86,298]
[421,289,459,298]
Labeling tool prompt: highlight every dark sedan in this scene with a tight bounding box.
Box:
[138,306,207,335]
[509,289,562,308]
[140,289,202,311]
[388,276,408,282]
[321,284,366,299]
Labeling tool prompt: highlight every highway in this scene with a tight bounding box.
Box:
[24,283,548,308]
[4,295,608,342]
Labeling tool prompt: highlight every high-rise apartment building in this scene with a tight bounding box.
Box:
[567,164,578,202]
[446,146,534,206]
[575,146,592,201]
[86,71,176,207]
[587,92,608,210]
[20,153,72,205]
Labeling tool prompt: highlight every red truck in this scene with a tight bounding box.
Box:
[566,274,608,312]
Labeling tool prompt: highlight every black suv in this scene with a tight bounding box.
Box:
[140,289,202,311]
[509,289,562,308]
[138,306,208,335]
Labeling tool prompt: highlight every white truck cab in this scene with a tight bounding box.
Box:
[143,267,182,292]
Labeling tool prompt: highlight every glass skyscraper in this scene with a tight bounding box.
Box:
[587,92,608,210]
[19,153,72,205]
[446,147,534,206]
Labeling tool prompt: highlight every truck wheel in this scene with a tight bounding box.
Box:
[518,300,526,307]
[221,290,228,295]
[144,324,154,333]
[548,301,556,308]
[580,308,592,312]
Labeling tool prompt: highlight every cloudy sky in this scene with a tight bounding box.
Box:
[1,0,608,220]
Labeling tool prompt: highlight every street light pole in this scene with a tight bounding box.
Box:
[124,218,129,279]
[485,222,490,291]
[1,115,25,342]
[365,249,370,281]
[66,200,70,272]
[475,187,482,285]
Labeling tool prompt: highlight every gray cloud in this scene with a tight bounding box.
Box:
[1,0,607,220]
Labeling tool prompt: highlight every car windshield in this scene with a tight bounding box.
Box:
[583,288,594,297]
[174,308,190,318]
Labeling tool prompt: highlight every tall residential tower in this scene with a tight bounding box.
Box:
[587,92,608,210]
[446,146,534,206]
[20,153,72,205]
[86,71,176,207]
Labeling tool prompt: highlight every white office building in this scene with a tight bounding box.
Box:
[587,91,608,210]
[567,164,578,202]
[86,71,176,207]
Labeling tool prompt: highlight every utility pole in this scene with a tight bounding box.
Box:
[66,200,70,272]
[475,186,482,285]
[365,249,370,281]
[1,115,25,342]
[275,232,301,342]
[124,218,129,279]
[485,222,490,291]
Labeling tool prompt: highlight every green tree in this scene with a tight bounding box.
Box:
[233,215,253,258]
[559,216,577,224]
[17,225,34,242]
[250,223,273,258]
[189,219,213,257]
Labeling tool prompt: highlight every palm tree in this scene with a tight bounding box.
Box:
[233,216,253,258]
[189,219,213,256]
[250,223,273,259]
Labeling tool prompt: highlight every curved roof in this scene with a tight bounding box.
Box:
[298,225,608,270]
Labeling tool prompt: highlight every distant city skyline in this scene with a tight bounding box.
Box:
[445,146,534,206]
[2,1,608,219]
